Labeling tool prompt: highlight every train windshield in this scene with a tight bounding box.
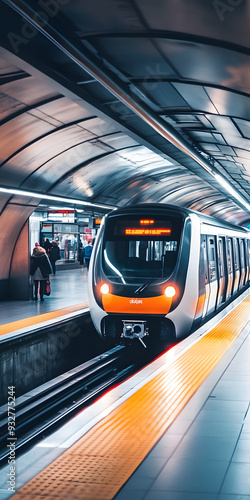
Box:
[103,214,183,283]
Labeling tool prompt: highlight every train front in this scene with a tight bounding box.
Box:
[89,206,190,345]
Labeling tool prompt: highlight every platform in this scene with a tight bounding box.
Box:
[0,268,89,338]
[0,291,249,500]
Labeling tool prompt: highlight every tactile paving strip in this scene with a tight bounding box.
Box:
[0,302,88,336]
[12,295,250,500]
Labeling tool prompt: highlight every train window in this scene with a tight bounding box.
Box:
[202,238,208,284]
[103,213,183,282]
[233,238,239,271]
[226,238,233,274]
[247,240,250,264]
[208,237,217,282]
[218,238,224,278]
[239,239,245,269]
[246,240,250,280]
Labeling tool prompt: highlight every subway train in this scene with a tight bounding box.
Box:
[88,204,250,346]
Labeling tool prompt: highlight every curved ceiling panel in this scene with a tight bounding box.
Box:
[138,0,249,47]
[1,112,56,160]
[0,0,249,228]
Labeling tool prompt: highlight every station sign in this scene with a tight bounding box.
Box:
[41,223,52,233]
[89,217,103,228]
[48,210,75,223]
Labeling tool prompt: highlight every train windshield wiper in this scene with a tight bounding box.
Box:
[134,267,163,294]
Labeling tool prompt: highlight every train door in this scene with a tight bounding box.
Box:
[245,240,250,284]
[232,238,240,294]
[205,236,218,315]
[194,236,206,324]
[201,236,210,318]
[225,237,233,300]
[216,236,227,307]
[238,238,246,289]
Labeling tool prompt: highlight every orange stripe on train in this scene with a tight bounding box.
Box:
[102,293,172,314]
[194,293,205,318]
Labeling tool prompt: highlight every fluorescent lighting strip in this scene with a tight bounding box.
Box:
[0,186,115,211]
[213,174,250,212]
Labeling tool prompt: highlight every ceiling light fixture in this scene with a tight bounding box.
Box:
[0,186,115,211]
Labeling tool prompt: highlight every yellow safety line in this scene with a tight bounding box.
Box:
[12,296,250,500]
[0,303,88,336]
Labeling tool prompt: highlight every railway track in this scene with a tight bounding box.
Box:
[0,344,139,464]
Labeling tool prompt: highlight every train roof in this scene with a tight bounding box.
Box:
[107,203,249,234]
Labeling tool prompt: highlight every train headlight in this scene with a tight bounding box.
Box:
[164,286,176,298]
[100,283,110,295]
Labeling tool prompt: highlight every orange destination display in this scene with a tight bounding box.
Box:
[139,219,154,224]
[124,217,172,236]
[125,228,171,235]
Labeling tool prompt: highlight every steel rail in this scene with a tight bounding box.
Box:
[0,345,135,464]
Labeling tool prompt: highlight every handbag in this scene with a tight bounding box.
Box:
[44,279,51,296]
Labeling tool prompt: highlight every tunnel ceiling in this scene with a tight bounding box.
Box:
[0,0,250,225]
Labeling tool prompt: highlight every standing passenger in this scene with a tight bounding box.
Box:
[84,241,93,270]
[49,240,61,275]
[44,238,52,255]
[30,243,52,301]
[79,243,85,266]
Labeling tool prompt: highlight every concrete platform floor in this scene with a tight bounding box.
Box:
[0,268,88,326]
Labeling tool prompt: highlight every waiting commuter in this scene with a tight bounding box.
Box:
[30,243,52,301]
[79,243,85,266]
[43,238,52,254]
[84,241,93,270]
[49,240,61,275]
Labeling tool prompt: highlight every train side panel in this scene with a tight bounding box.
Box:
[88,222,108,335]
[166,214,201,338]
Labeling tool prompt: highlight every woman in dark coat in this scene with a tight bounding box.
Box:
[49,240,61,275]
[30,244,52,301]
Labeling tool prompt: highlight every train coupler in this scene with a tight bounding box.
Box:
[122,320,148,347]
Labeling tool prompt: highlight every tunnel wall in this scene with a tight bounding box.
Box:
[9,220,30,300]
[0,195,38,300]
